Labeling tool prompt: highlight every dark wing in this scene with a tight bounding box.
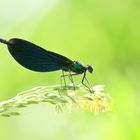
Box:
[7,38,73,72]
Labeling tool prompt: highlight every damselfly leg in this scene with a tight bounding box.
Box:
[81,72,93,92]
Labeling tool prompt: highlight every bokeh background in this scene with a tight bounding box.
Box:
[0,0,140,140]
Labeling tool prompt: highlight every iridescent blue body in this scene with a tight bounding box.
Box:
[0,38,93,90]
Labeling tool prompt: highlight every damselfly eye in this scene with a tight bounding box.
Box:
[87,65,93,73]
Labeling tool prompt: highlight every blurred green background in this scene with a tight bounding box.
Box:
[0,0,140,140]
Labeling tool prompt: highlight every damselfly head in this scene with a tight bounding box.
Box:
[87,65,93,73]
